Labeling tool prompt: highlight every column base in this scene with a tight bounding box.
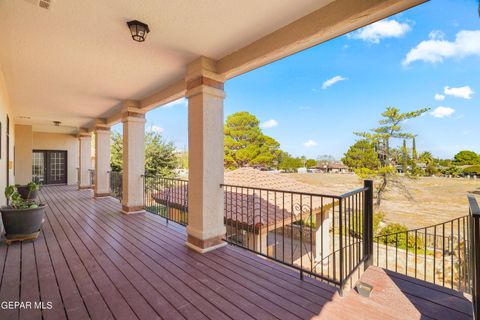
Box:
[78,185,92,190]
[185,234,226,253]
[94,192,111,198]
[121,205,145,215]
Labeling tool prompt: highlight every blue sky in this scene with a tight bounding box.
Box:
[119,0,480,160]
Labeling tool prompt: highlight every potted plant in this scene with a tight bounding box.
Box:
[0,185,46,244]
[16,182,40,200]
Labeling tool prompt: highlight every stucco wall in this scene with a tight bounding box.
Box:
[32,132,79,185]
[0,68,15,206]
[14,125,33,185]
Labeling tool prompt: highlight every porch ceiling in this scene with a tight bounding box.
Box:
[0,0,332,132]
[0,0,426,134]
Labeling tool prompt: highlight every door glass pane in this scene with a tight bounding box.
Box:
[32,152,45,184]
[49,152,65,183]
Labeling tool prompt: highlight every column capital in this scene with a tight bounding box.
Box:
[93,125,110,132]
[121,100,146,122]
[94,119,110,132]
[77,128,91,139]
[186,56,225,99]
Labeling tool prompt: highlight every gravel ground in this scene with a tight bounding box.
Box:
[285,173,480,229]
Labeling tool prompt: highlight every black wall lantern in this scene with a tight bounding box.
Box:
[127,20,150,42]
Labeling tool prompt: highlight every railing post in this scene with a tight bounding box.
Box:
[363,180,374,270]
[468,195,480,320]
[338,197,344,293]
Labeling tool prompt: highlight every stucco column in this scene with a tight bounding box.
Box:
[94,123,111,197]
[315,212,331,264]
[78,131,92,189]
[247,231,268,255]
[185,57,226,253]
[121,101,146,214]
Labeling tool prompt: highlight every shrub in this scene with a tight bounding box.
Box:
[463,165,480,176]
[377,223,423,251]
[347,211,385,238]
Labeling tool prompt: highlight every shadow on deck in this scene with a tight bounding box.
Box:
[0,186,472,319]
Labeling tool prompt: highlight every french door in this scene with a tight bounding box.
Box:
[32,150,67,185]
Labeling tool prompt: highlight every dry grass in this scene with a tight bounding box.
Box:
[285,173,480,229]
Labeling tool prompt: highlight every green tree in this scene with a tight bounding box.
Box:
[443,165,464,177]
[419,151,434,165]
[110,132,123,172]
[464,166,480,176]
[144,131,178,176]
[278,153,304,172]
[110,130,178,177]
[353,106,429,206]
[305,159,317,168]
[453,150,480,165]
[411,137,417,173]
[401,139,408,174]
[342,139,380,171]
[224,112,282,169]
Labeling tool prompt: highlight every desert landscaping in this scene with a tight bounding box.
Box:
[287,173,479,230]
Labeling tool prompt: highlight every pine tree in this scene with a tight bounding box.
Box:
[401,139,408,174]
[354,106,429,205]
[411,137,417,173]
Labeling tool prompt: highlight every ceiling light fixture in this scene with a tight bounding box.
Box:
[127,20,150,42]
[53,121,61,126]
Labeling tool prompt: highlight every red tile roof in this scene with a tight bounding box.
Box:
[152,168,337,230]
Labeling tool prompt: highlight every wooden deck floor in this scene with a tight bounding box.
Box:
[0,185,473,320]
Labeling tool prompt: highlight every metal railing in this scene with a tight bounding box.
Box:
[373,215,471,292]
[109,171,122,200]
[89,169,95,188]
[143,175,188,226]
[221,180,373,291]
[468,195,480,320]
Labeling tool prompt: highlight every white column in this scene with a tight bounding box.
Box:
[94,123,111,197]
[247,231,268,255]
[315,212,331,263]
[121,101,146,214]
[78,132,92,189]
[185,57,226,253]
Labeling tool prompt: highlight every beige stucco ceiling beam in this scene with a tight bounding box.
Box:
[217,0,428,79]
[139,79,186,112]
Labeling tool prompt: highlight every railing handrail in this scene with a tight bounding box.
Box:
[220,183,343,199]
[339,187,368,199]
[372,215,470,239]
[469,194,480,216]
[143,174,188,183]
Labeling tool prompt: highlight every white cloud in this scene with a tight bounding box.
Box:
[429,30,445,40]
[403,30,480,66]
[430,106,455,118]
[434,93,445,101]
[303,139,318,147]
[146,125,164,133]
[322,75,347,89]
[261,119,278,129]
[163,98,187,108]
[444,86,474,99]
[350,19,412,44]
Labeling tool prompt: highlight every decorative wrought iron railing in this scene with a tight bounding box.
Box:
[468,194,480,320]
[109,171,122,200]
[221,180,374,292]
[143,175,188,226]
[373,215,471,292]
[88,169,95,188]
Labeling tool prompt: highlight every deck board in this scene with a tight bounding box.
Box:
[0,185,473,320]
